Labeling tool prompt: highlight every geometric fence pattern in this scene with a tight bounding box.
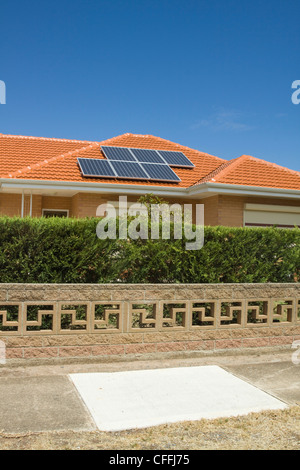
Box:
[1,298,299,335]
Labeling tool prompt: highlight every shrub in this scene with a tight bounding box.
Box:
[0,216,298,283]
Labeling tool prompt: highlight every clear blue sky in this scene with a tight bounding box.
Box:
[0,0,299,170]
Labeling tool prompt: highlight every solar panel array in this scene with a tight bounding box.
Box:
[102,146,194,168]
[77,146,194,183]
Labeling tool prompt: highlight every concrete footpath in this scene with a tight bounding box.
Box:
[0,348,299,434]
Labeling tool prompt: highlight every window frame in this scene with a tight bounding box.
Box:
[42,209,70,218]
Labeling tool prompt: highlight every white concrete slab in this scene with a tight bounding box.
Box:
[69,366,287,431]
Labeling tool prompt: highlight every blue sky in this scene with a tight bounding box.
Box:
[0,0,299,170]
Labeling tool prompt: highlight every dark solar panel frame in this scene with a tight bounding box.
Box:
[110,160,149,180]
[141,163,181,182]
[130,148,165,164]
[77,158,117,178]
[101,146,136,162]
[157,150,195,168]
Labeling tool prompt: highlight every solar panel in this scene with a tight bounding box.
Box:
[157,151,194,168]
[130,148,164,164]
[141,163,181,182]
[101,146,136,162]
[79,146,189,183]
[101,146,194,168]
[78,158,116,177]
[110,161,149,180]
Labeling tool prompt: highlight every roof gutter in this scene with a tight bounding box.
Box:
[188,182,300,199]
[0,178,188,197]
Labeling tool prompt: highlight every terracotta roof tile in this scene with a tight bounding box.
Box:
[1,133,299,191]
[0,133,94,176]
[3,133,225,188]
[196,155,300,191]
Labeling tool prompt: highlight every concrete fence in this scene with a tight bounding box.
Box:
[0,283,299,362]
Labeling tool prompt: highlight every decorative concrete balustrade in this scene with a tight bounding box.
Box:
[0,283,299,361]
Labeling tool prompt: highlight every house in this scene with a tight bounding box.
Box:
[0,132,299,228]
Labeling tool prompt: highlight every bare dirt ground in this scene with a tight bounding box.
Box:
[0,406,299,450]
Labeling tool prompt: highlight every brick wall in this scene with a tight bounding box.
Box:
[41,196,72,215]
[0,192,299,227]
[70,193,202,220]
[202,195,245,227]
[202,196,219,226]
[0,283,299,363]
[0,193,22,216]
[202,195,300,227]
[72,193,107,218]
[218,195,244,227]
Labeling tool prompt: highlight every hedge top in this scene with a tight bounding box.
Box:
[0,216,298,284]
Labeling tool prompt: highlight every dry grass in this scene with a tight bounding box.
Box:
[0,406,299,450]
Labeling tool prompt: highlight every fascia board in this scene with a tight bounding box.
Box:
[0,178,188,197]
[1,178,300,200]
[188,182,300,199]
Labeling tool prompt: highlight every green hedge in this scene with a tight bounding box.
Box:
[0,216,298,283]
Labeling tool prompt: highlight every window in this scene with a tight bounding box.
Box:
[42,209,69,218]
[244,204,300,228]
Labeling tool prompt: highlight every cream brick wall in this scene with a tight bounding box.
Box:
[202,196,219,226]
[218,195,245,227]
[0,194,42,217]
[202,195,300,227]
[41,196,72,215]
[70,193,202,220]
[72,193,107,218]
[0,193,22,216]
[0,191,299,226]
[32,195,42,217]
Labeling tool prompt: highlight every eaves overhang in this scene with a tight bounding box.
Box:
[0,178,188,197]
[188,182,300,199]
[0,178,300,200]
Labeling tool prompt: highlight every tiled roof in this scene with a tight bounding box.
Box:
[1,133,225,188]
[0,133,94,176]
[196,154,300,191]
[0,132,299,191]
